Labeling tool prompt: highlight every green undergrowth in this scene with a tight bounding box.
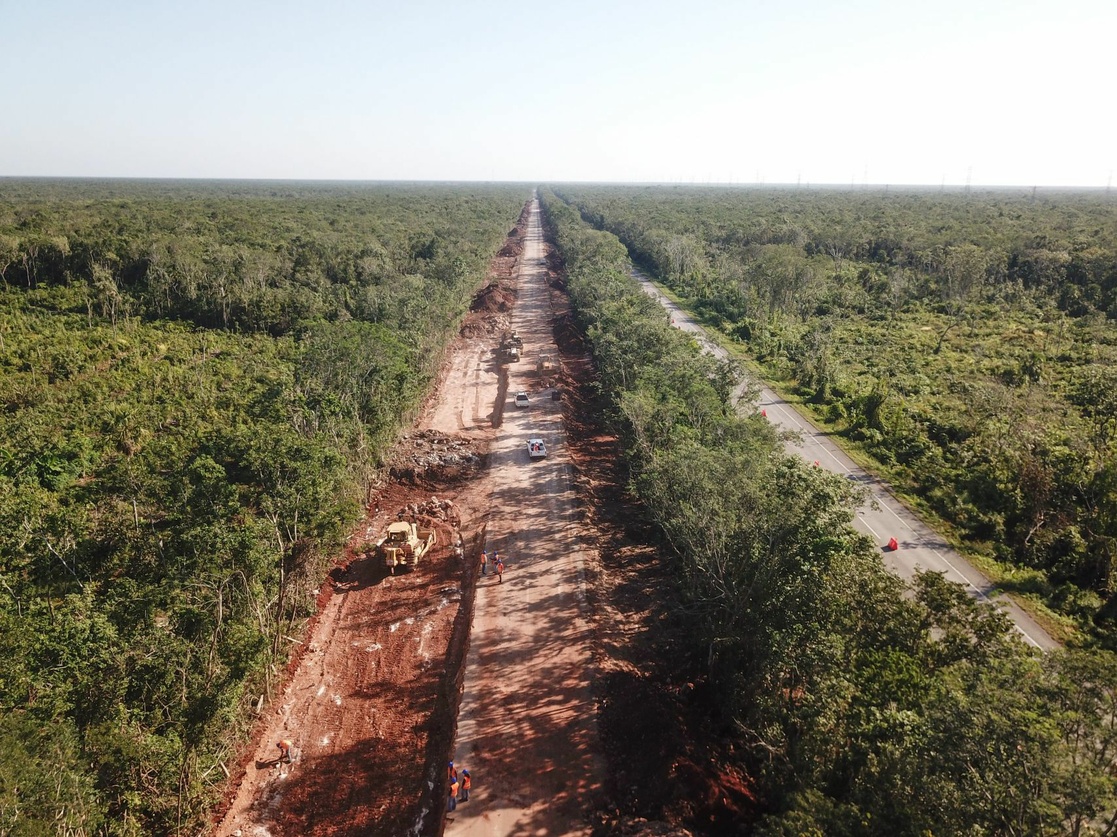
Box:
[558,183,1117,650]
[0,180,526,835]
[661,281,1079,644]
[543,186,1117,836]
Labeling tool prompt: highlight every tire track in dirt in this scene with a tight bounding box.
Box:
[447,199,605,836]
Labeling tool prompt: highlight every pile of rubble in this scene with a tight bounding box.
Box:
[395,496,461,528]
[389,429,483,484]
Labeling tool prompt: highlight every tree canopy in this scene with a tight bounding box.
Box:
[541,187,1117,836]
[553,184,1117,641]
[0,179,526,835]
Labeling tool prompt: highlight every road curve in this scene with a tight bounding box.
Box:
[633,268,1058,652]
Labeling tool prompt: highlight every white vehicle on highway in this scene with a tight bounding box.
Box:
[527,438,547,459]
[514,391,529,408]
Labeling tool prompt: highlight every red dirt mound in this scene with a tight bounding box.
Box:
[469,281,515,314]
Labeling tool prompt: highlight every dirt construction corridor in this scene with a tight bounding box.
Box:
[212,198,606,837]
[447,201,604,835]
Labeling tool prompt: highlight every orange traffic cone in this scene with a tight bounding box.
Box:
[761,409,767,417]
[887,537,899,551]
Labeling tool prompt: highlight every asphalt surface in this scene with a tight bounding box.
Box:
[633,267,1058,651]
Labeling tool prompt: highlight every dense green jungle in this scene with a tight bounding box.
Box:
[554,184,1117,642]
[4,175,1117,837]
[0,179,526,835]
[540,188,1117,836]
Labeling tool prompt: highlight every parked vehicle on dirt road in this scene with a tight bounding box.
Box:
[377,521,437,573]
[514,391,529,408]
[527,438,547,459]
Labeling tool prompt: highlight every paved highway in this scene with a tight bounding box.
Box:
[633,267,1058,651]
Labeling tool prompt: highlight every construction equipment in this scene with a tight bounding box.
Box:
[377,521,437,573]
[499,331,523,362]
[536,355,556,385]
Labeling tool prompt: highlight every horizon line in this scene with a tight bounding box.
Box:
[1,175,1113,192]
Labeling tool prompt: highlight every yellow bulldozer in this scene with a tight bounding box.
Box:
[499,331,523,363]
[376,521,437,573]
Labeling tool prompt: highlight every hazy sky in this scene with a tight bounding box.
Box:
[3,0,1114,186]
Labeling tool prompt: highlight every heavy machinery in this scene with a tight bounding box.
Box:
[499,331,523,362]
[377,520,437,573]
[536,354,556,386]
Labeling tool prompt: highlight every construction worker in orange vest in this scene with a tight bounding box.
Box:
[277,739,292,764]
[460,769,471,802]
